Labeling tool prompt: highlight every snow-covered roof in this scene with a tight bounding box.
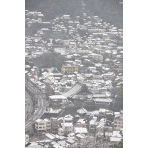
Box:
[76,119,86,124]
[74,127,88,134]
[64,115,73,121]
[49,95,67,100]
[63,83,82,98]
[97,118,107,128]
[26,142,43,148]
[77,108,87,114]
[90,120,96,125]
[67,139,76,144]
[57,140,66,147]
[76,134,86,139]
[94,98,112,103]
[110,131,122,142]
[45,133,55,140]
[35,119,42,123]
[110,137,122,142]
[61,122,73,127]
[89,110,100,116]
[44,118,50,122]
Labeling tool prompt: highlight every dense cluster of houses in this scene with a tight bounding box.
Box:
[26,108,123,147]
[25,10,123,148]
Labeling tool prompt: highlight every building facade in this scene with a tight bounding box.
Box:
[114,111,123,130]
[35,118,51,132]
[61,64,79,74]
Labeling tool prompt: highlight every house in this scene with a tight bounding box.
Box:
[61,122,74,135]
[75,119,86,127]
[110,131,122,143]
[92,94,112,105]
[77,108,88,116]
[94,98,112,105]
[61,15,71,20]
[43,108,62,119]
[58,128,64,136]
[64,115,73,122]
[96,118,106,129]
[74,127,88,135]
[88,53,103,62]
[103,72,115,80]
[49,95,68,108]
[66,138,76,145]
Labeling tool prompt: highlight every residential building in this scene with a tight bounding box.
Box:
[44,118,51,131]
[25,134,29,144]
[61,64,79,75]
[64,115,73,122]
[75,119,86,127]
[110,131,122,143]
[35,118,51,132]
[49,95,68,108]
[74,127,88,135]
[58,128,64,136]
[103,72,115,80]
[35,119,47,132]
[61,122,74,135]
[114,111,123,130]
[89,117,97,132]
[51,118,59,134]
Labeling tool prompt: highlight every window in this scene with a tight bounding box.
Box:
[39,123,45,125]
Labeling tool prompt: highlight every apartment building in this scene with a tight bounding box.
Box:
[35,118,51,132]
[51,118,59,134]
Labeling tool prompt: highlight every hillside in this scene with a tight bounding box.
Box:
[25,0,123,28]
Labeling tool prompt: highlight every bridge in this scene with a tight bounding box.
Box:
[25,79,47,133]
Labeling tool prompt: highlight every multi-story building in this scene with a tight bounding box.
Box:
[44,118,51,131]
[114,111,123,130]
[61,122,74,135]
[51,118,59,134]
[89,117,97,132]
[35,119,47,132]
[61,64,79,75]
[35,118,51,132]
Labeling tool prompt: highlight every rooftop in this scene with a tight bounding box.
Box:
[61,122,73,127]
[49,95,67,100]
[74,127,88,134]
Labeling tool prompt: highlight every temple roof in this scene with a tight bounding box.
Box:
[62,83,92,98]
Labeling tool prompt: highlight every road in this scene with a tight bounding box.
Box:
[25,91,33,121]
[25,79,47,132]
